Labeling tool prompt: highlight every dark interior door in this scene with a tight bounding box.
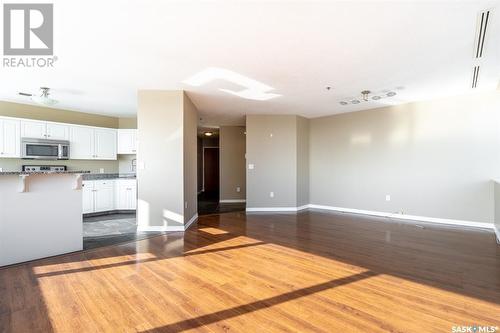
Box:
[204,148,219,193]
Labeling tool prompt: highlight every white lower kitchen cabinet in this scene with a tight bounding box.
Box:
[115,179,137,210]
[83,179,137,214]
[82,182,95,214]
[94,180,115,212]
[82,180,115,214]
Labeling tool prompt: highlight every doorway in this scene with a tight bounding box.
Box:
[203,147,220,194]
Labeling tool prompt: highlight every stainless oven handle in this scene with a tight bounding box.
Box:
[58,144,63,159]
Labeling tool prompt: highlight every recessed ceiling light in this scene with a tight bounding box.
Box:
[351,100,360,104]
[386,92,396,97]
[339,101,348,105]
[183,67,281,101]
[372,96,381,100]
[204,132,213,137]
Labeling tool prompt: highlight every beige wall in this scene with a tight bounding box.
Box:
[118,117,137,129]
[137,90,184,229]
[0,101,118,128]
[296,117,309,207]
[246,115,299,208]
[310,91,500,224]
[183,92,199,222]
[137,90,197,230]
[219,126,246,201]
[118,155,136,174]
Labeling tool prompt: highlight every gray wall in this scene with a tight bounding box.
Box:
[247,115,307,208]
[296,117,309,207]
[137,90,185,229]
[183,93,199,222]
[310,91,500,224]
[494,181,500,240]
[220,126,246,201]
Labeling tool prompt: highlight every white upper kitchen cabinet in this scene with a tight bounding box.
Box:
[117,129,137,154]
[70,126,94,159]
[70,126,116,160]
[21,120,46,139]
[21,120,69,140]
[94,129,117,160]
[46,123,70,140]
[0,118,21,158]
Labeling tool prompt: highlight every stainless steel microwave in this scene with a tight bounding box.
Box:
[21,138,70,160]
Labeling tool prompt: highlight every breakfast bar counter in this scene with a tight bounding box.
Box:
[0,171,89,266]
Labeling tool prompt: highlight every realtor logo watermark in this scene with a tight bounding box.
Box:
[3,3,57,67]
[452,325,498,333]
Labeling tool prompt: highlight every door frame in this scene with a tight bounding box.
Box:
[202,146,219,192]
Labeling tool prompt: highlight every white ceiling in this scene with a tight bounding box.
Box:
[1,0,499,126]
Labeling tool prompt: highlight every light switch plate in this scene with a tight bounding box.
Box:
[248,164,254,170]
[236,186,241,192]
[385,195,391,201]
[270,192,274,198]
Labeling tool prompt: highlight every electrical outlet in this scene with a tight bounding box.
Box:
[236,186,241,193]
[270,191,274,198]
[0,167,3,172]
[248,164,254,170]
[385,195,391,201]
[99,168,105,174]
[185,202,188,209]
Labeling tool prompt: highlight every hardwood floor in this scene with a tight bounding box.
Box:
[1,210,499,332]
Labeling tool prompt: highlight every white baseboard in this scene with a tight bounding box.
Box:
[495,226,500,244]
[137,225,184,232]
[137,213,198,232]
[246,204,309,212]
[220,199,246,203]
[308,204,494,230]
[185,213,198,230]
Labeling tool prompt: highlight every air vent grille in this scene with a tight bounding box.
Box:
[475,10,490,58]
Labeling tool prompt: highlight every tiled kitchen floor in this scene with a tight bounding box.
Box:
[83,213,165,250]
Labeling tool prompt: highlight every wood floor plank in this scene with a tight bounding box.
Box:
[1,210,499,332]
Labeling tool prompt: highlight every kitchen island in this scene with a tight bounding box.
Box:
[0,171,89,266]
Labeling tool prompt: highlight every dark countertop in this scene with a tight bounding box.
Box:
[0,171,91,176]
[83,173,136,181]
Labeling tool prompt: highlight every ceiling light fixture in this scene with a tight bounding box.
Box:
[339,89,397,106]
[204,132,213,137]
[31,87,58,106]
[182,67,281,101]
